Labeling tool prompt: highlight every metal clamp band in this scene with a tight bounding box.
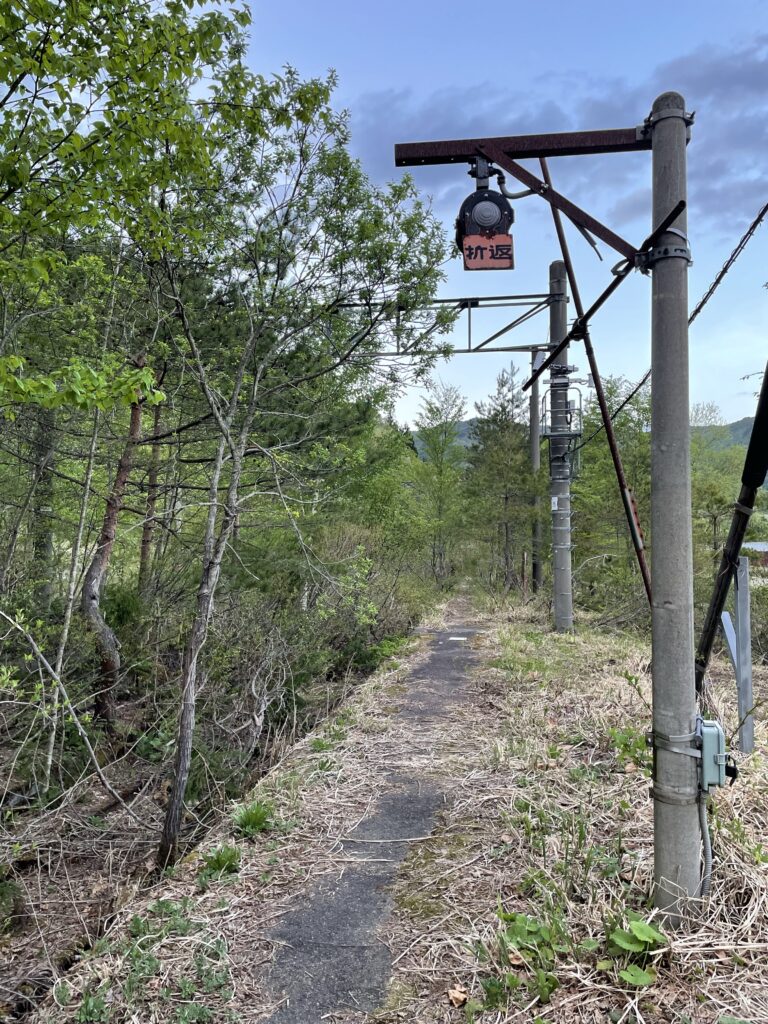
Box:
[648,107,695,127]
[644,242,692,269]
[649,784,700,807]
[647,728,701,759]
[734,502,754,516]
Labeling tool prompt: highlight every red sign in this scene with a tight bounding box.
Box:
[462,233,514,271]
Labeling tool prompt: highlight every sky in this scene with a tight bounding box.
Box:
[247,1,767,426]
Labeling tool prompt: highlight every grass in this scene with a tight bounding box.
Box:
[197,845,240,890]
[24,598,768,1024]
[381,607,768,1023]
[231,799,276,838]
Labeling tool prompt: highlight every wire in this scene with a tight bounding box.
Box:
[699,793,713,897]
[572,369,650,455]
[573,199,768,454]
[689,199,768,325]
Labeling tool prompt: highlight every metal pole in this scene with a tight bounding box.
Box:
[734,557,755,754]
[649,92,700,919]
[530,353,542,593]
[548,261,573,631]
[695,361,768,692]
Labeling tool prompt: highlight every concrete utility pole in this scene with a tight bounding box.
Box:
[649,92,700,918]
[530,353,542,593]
[548,260,573,632]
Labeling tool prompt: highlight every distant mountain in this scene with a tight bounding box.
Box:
[412,417,477,457]
[414,416,755,456]
[693,417,754,450]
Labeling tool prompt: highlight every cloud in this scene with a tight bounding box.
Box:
[347,34,768,238]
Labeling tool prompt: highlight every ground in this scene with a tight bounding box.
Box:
[20,598,768,1024]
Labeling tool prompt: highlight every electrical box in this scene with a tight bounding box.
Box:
[699,718,727,791]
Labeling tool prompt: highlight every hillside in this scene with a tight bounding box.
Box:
[414,416,754,455]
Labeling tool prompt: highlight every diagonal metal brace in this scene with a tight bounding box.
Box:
[521,199,686,392]
[479,143,637,261]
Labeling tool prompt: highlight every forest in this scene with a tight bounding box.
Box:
[0,1,765,1018]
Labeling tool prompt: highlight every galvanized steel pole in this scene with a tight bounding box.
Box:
[530,354,542,593]
[548,261,573,631]
[649,92,700,918]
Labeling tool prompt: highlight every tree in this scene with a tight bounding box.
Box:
[149,68,449,865]
[572,378,652,609]
[413,382,467,585]
[466,366,533,593]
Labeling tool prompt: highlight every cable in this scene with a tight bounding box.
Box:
[689,199,768,326]
[572,369,651,455]
[698,793,713,897]
[573,199,768,454]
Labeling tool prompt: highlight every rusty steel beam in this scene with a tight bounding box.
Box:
[394,127,649,167]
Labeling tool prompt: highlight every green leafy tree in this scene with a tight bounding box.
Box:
[467,366,533,593]
[413,381,467,585]
[572,378,651,610]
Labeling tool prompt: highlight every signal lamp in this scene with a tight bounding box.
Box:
[455,161,514,271]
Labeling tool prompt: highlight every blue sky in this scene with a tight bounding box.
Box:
[249,1,767,425]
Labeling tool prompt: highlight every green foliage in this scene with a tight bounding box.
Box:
[572,377,651,612]
[232,800,276,838]
[466,366,535,593]
[413,381,467,585]
[0,872,22,934]
[608,725,651,773]
[601,910,667,987]
[198,846,241,888]
[0,355,164,416]
[309,738,335,752]
[475,908,564,1009]
[76,985,111,1022]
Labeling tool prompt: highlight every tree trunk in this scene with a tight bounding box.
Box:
[138,404,161,599]
[31,407,56,613]
[157,439,242,868]
[502,493,514,592]
[81,399,143,727]
[0,414,54,595]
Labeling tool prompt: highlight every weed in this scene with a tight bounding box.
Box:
[198,845,241,889]
[309,737,334,752]
[232,799,275,837]
[175,1007,213,1023]
[602,912,666,986]
[0,873,23,934]
[76,986,110,1022]
[475,908,566,1009]
[178,977,197,999]
[608,725,651,774]
[53,981,72,1007]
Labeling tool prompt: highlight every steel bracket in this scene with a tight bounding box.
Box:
[637,109,694,143]
[646,726,701,804]
[646,727,701,760]
[638,228,692,270]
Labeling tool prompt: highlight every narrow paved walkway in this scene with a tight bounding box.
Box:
[263,623,480,1022]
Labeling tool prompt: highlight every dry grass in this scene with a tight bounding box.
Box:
[23,600,768,1024]
[375,608,768,1024]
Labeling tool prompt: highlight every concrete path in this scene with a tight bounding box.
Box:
[263,624,480,1023]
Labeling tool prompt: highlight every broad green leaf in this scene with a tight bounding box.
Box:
[628,920,666,946]
[579,937,600,952]
[619,964,656,987]
[609,928,645,953]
